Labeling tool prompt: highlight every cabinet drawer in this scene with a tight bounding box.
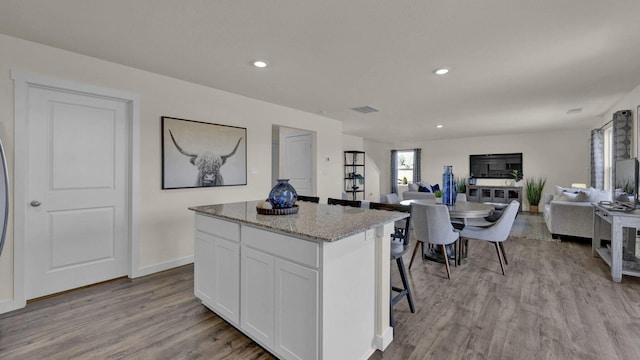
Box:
[195,214,240,242]
[242,226,319,268]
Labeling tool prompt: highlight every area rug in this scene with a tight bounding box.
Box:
[509,212,558,241]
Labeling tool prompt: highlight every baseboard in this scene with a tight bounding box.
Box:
[132,255,194,278]
[374,326,394,351]
[0,298,26,315]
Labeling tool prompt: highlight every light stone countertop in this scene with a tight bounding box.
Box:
[189,200,408,242]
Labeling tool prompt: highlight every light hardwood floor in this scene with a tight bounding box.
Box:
[2,220,640,359]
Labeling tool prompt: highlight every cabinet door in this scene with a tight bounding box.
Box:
[467,187,480,202]
[274,258,319,360]
[194,231,215,305]
[480,188,492,202]
[241,246,275,349]
[213,237,240,324]
[493,189,507,203]
[195,231,240,325]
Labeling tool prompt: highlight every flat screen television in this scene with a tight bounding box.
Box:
[469,153,522,179]
[614,158,639,206]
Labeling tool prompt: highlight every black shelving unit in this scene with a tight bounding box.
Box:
[344,151,365,201]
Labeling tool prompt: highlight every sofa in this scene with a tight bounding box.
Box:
[542,186,610,239]
[401,182,437,201]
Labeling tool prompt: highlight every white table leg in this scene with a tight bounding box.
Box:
[611,216,623,283]
[592,209,601,257]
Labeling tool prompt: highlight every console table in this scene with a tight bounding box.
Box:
[593,203,640,282]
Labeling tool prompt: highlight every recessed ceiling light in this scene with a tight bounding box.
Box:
[433,68,449,75]
[253,60,268,68]
[436,124,444,129]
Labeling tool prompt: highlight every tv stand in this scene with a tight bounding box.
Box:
[466,185,522,211]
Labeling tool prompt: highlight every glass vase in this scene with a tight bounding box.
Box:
[442,165,457,206]
[268,179,298,209]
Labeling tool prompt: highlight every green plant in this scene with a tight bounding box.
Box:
[616,179,635,195]
[455,177,467,193]
[525,177,547,206]
[511,170,523,182]
[434,190,443,198]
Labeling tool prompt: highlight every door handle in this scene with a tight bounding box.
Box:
[30,200,41,207]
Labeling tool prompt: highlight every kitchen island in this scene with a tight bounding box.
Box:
[189,200,408,360]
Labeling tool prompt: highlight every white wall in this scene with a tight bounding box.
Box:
[0,34,343,308]
[366,129,591,210]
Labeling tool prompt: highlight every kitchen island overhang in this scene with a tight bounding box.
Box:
[189,200,408,360]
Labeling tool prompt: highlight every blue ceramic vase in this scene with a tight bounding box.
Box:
[269,179,298,209]
[442,165,457,206]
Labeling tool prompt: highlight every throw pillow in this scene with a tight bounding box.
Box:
[557,194,573,201]
[408,183,419,191]
[418,182,433,192]
[432,184,440,192]
[418,185,431,193]
[562,191,578,200]
[573,191,590,202]
[554,185,565,196]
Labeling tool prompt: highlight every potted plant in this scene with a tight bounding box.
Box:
[455,177,467,194]
[511,170,523,185]
[525,176,547,213]
[434,189,443,203]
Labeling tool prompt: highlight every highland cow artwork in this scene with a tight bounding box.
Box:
[162,117,247,189]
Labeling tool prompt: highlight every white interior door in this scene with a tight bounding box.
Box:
[25,86,129,299]
[284,133,313,196]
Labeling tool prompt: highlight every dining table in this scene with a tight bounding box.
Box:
[399,199,495,264]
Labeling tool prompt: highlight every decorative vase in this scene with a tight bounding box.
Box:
[268,179,298,209]
[442,165,456,206]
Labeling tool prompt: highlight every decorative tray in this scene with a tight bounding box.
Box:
[256,205,299,215]
[598,201,635,213]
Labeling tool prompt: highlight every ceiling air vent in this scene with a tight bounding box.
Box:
[351,105,380,114]
[567,107,583,114]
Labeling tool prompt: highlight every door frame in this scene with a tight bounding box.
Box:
[9,70,140,312]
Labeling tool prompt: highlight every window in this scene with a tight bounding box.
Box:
[397,150,414,184]
[604,126,613,190]
[390,148,420,194]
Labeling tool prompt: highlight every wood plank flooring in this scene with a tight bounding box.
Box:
[2,216,640,359]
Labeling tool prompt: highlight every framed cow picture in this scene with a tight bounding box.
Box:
[161,116,247,189]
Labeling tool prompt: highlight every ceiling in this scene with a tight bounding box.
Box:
[2,0,640,144]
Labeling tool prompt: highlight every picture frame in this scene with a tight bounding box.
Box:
[161,116,247,189]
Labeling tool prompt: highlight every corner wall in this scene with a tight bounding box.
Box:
[0,34,343,309]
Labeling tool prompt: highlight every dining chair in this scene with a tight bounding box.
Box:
[381,193,400,204]
[327,198,362,208]
[408,203,459,279]
[459,201,519,275]
[296,195,320,203]
[369,202,415,327]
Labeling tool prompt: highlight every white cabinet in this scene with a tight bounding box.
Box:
[194,215,240,325]
[241,226,319,360]
[193,212,384,360]
[274,258,319,360]
[194,232,215,305]
[241,246,275,347]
